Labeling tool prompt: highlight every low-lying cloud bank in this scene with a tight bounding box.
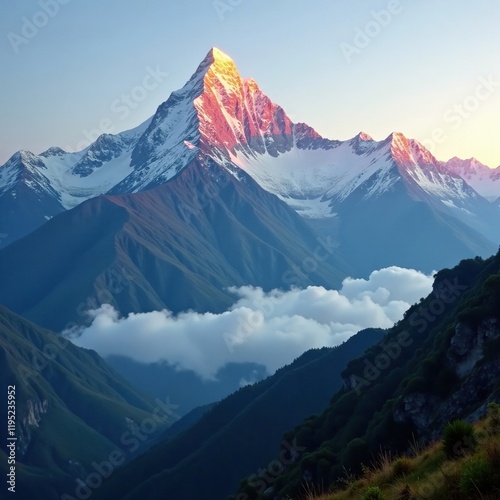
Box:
[70,267,433,380]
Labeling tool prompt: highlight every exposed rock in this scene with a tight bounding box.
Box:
[343,374,360,392]
[394,317,500,441]
[18,397,49,456]
[448,318,499,378]
[393,393,440,433]
[24,398,49,426]
[435,360,500,430]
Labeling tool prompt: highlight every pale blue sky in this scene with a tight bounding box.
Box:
[1,0,499,166]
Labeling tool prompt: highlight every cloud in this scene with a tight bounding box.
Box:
[70,267,434,380]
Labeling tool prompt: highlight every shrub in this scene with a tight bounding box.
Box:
[392,457,414,478]
[488,402,500,431]
[344,438,369,469]
[459,456,495,498]
[362,486,386,500]
[442,420,477,459]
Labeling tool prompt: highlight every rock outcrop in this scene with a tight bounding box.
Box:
[394,318,500,441]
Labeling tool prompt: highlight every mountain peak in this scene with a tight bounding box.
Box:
[197,47,239,80]
[385,132,440,167]
[385,132,410,157]
[349,131,375,154]
[444,156,490,175]
[357,131,373,141]
[132,47,327,177]
[40,146,67,158]
[18,150,37,162]
[207,47,234,64]
[184,48,239,92]
[386,131,407,143]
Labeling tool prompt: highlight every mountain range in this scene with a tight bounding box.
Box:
[2,47,500,500]
[1,47,499,274]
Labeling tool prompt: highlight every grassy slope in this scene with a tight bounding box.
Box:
[312,405,500,500]
[0,305,173,500]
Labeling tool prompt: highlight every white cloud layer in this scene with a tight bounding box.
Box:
[70,267,433,380]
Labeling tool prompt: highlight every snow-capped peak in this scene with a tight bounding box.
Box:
[387,131,409,151]
[183,47,241,96]
[192,48,319,159]
[357,131,374,142]
[205,47,239,72]
[92,48,336,193]
[383,132,438,168]
[120,48,251,192]
[2,46,500,246]
[40,146,67,158]
[210,47,235,63]
[445,156,489,176]
[442,156,500,201]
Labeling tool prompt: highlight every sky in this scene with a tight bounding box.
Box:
[1,0,499,167]
[72,266,434,380]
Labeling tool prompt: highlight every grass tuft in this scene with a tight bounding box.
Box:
[442,419,477,459]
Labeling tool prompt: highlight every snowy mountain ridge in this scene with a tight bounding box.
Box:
[1,47,499,247]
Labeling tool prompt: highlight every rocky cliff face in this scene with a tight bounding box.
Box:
[394,318,500,440]
[18,397,49,457]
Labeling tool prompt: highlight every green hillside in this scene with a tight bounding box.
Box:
[0,305,175,500]
[92,329,384,500]
[232,249,500,499]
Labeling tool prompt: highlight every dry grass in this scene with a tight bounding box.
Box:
[305,408,500,500]
[302,481,332,500]
[370,447,394,487]
[408,433,423,458]
[483,439,500,468]
[391,457,415,479]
